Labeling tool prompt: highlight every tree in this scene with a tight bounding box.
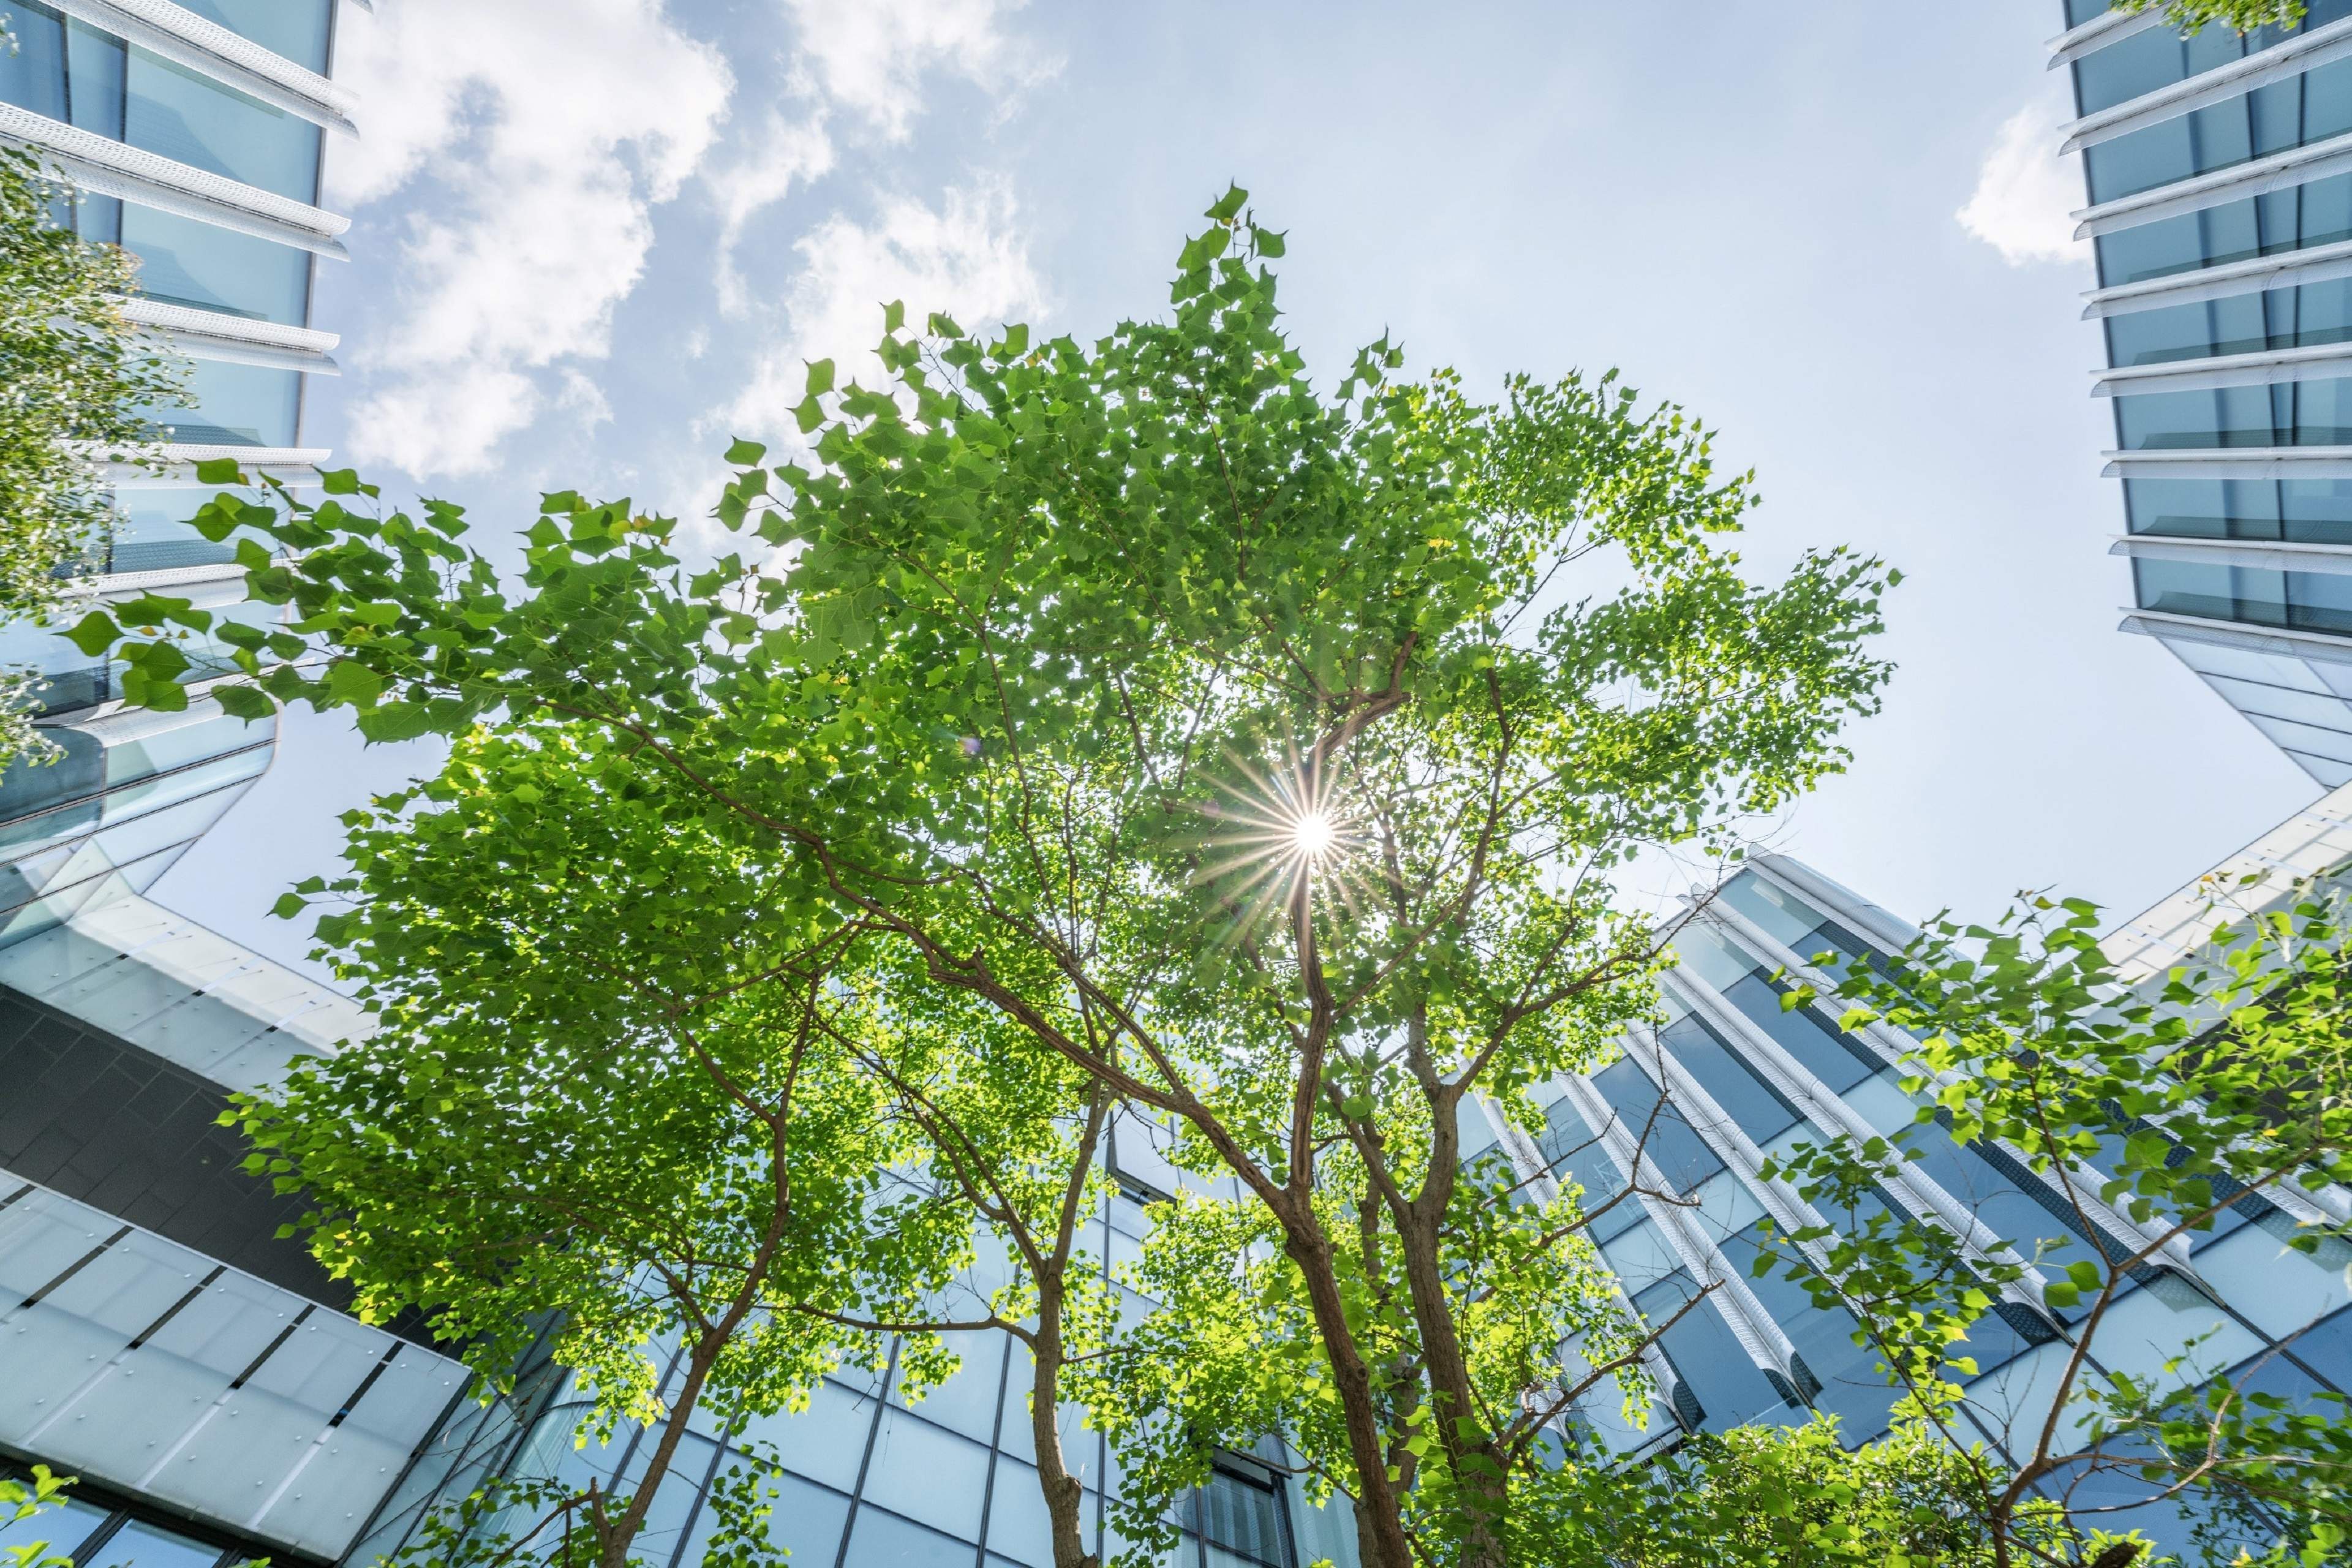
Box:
[230,726,979,1568]
[0,146,183,767]
[103,187,1894,1568]
[1761,878,2352,1568]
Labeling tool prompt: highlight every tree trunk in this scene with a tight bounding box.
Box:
[1029,1269,1098,1568]
[1283,1217,1419,1568]
[598,1330,721,1568]
[1393,1199,1506,1568]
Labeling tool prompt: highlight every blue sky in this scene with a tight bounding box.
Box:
[157,0,2324,974]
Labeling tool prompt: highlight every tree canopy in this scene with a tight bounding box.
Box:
[123,188,1901,1568]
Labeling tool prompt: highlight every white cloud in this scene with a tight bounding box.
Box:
[717,179,1047,448]
[1956,80,2088,268]
[783,0,1053,142]
[707,108,838,317]
[704,0,1057,319]
[329,0,733,478]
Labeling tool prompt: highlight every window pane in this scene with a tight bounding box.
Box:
[1723,973,1882,1094]
[121,205,311,323]
[85,1518,227,1568]
[1632,1270,1801,1434]
[0,1,67,119]
[1588,1057,1724,1195]
[66,16,124,136]
[124,48,320,202]
[135,360,301,448]
[2283,478,2352,543]
[2291,569,2352,635]
[172,0,333,74]
[1656,1011,1801,1147]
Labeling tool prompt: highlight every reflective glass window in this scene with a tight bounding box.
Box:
[85,1518,229,1568]
[1716,1221,1902,1442]
[173,0,333,74]
[2087,111,2199,204]
[2096,172,2352,285]
[1588,1057,1724,1195]
[2124,475,2352,541]
[2285,477,2352,540]
[121,205,310,323]
[2114,382,2283,448]
[2125,475,2271,538]
[123,49,320,200]
[2299,374,2352,442]
[1722,972,1883,1093]
[1894,1121,2095,1272]
[842,1505,970,1568]
[0,2,65,119]
[0,726,102,824]
[2136,556,2288,624]
[2291,567,2352,632]
[1197,1469,1286,1568]
[0,1492,110,1562]
[2088,59,2352,205]
[66,13,124,135]
[1714,869,1822,950]
[1632,1269,1802,1434]
[135,359,301,447]
[2076,24,2224,117]
[2293,1303,2352,1391]
[110,489,249,573]
[1655,1011,1802,1147]
[1538,1093,1638,1240]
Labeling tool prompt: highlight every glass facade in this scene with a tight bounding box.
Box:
[0,0,349,941]
[0,0,328,452]
[0,6,361,1554]
[2069,3,2352,782]
[1506,858,2352,1561]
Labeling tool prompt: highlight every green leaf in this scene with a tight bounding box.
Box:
[724,438,766,466]
[324,660,386,709]
[213,684,276,722]
[320,467,361,495]
[804,359,835,398]
[1207,183,1248,221]
[882,299,905,334]
[62,611,121,657]
[194,457,243,484]
[270,892,307,919]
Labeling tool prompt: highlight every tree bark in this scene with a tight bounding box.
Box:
[597,1327,722,1568]
[1393,1193,1506,1568]
[1028,1274,1098,1568]
[1281,1214,1419,1568]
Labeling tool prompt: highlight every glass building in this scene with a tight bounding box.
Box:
[2056,0,2352,783]
[0,0,351,944]
[1479,816,2352,1559]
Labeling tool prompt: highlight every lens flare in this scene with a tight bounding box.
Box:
[1291,810,1337,860]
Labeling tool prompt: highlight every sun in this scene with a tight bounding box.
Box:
[1291,810,1338,861]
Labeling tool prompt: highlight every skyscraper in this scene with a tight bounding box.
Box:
[2058,1,2352,785]
[0,0,350,945]
[0,10,481,1568]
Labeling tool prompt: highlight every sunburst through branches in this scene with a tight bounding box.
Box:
[1193,752,1377,947]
